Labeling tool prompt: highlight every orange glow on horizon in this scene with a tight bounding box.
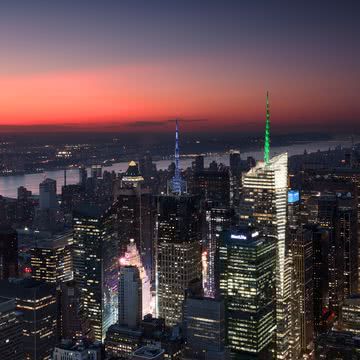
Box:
[0,59,358,132]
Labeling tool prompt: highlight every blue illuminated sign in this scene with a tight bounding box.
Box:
[288,190,300,203]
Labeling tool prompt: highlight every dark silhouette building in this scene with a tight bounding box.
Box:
[0,278,57,360]
[0,226,18,280]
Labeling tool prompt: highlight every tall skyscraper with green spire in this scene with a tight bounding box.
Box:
[239,92,297,358]
[264,91,270,164]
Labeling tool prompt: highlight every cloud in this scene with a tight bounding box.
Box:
[129,121,167,127]
[128,118,209,128]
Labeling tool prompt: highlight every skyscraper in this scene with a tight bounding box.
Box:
[311,226,330,336]
[156,194,202,326]
[219,227,276,358]
[30,232,72,284]
[341,295,360,335]
[191,168,230,208]
[0,297,23,360]
[229,150,242,208]
[112,176,155,284]
[60,281,91,340]
[72,205,119,341]
[168,119,186,195]
[204,206,233,298]
[156,120,202,326]
[121,161,144,188]
[39,178,58,210]
[240,93,291,358]
[0,226,18,280]
[118,266,142,329]
[315,331,360,359]
[0,278,57,360]
[183,293,227,359]
[289,226,314,353]
[119,240,152,318]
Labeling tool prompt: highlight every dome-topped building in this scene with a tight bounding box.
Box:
[121,161,144,187]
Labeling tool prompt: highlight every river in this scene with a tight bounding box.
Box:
[0,138,355,198]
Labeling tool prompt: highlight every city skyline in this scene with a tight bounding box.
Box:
[0,0,359,133]
[1,3,360,359]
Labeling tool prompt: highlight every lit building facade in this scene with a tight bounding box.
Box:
[204,206,233,298]
[73,205,119,341]
[341,295,360,335]
[120,240,152,317]
[104,324,142,359]
[30,232,72,284]
[112,179,155,286]
[0,297,23,360]
[315,331,360,359]
[241,152,291,359]
[219,227,276,358]
[156,194,202,326]
[0,278,57,360]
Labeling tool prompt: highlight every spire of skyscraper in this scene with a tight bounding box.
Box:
[169,119,186,195]
[264,91,270,165]
[175,119,180,182]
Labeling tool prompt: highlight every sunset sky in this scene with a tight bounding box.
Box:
[0,0,359,133]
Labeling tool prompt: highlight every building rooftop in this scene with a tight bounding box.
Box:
[31,231,72,249]
[0,278,56,299]
[0,297,15,313]
[73,204,108,219]
[106,323,143,337]
[122,160,144,183]
[56,339,101,352]
[133,346,164,359]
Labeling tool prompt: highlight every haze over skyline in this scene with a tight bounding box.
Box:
[0,0,359,133]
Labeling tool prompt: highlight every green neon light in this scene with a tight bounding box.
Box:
[264,91,270,164]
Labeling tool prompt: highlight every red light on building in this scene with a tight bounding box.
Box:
[24,267,32,274]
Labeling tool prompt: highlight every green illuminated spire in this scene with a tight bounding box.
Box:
[264,91,270,164]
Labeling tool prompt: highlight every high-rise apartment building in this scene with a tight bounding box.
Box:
[219,227,276,358]
[72,205,119,341]
[0,278,57,360]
